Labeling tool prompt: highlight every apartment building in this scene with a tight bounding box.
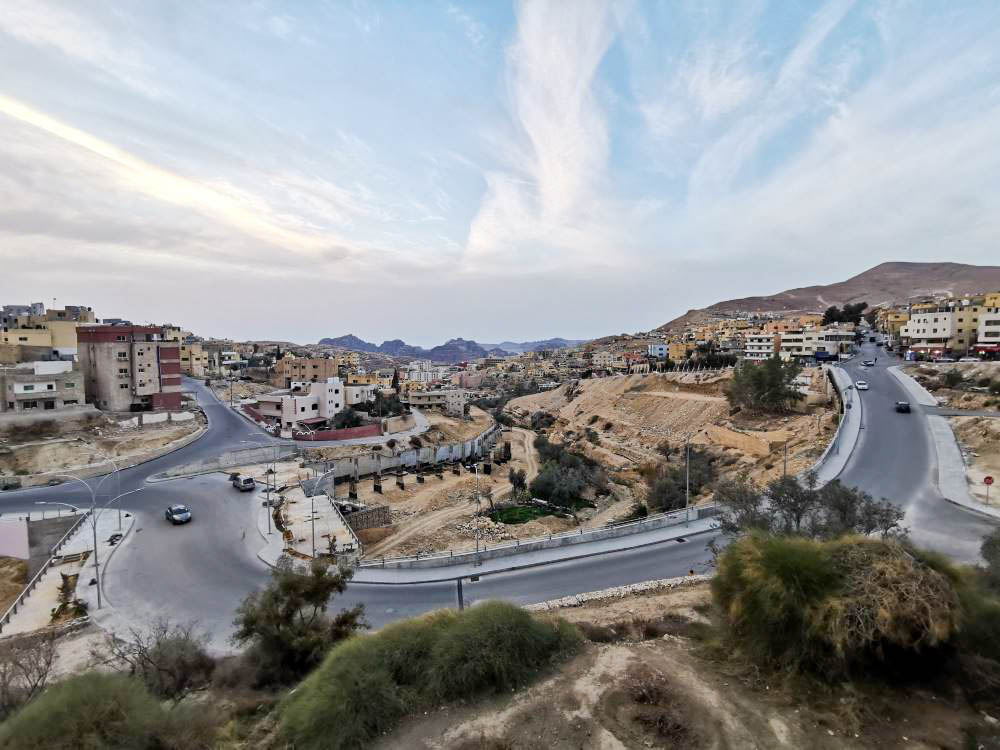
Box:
[77,326,181,411]
[668,341,694,361]
[255,377,345,431]
[0,361,84,413]
[899,304,980,356]
[272,355,342,387]
[977,303,1000,355]
[647,343,668,358]
[743,332,777,362]
[344,383,377,406]
[406,388,468,417]
[0,304,97,362]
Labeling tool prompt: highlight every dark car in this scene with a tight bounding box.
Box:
[165,504,192,524]
[895,401,911,413]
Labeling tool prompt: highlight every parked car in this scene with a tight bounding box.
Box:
[165,504,192,524]
[959,357,981,362]
[895,401,911,413]
[934,357,956,362]
[855,381,869,390]
[232,476,256,492]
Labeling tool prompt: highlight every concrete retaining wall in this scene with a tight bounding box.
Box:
[805,366,861,485]
[362,503,718,569]
[384,414,415,433]
[344,504,391,531]
[295,424,382,442]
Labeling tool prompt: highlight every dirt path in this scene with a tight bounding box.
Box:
[642,391,727,402]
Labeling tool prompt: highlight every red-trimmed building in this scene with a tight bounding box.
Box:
[77,326,182,411]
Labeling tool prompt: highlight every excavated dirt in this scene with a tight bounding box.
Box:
[951,416,1000,505]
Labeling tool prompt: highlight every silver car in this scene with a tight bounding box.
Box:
[165,504,192,525]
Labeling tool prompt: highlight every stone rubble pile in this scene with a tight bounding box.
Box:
[450,514,514,543]
[525,573,712,611]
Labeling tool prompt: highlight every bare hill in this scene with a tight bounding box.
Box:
[659,261,1000,331]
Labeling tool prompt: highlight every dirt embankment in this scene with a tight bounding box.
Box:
[0,412,205,480]
[906,362,1000,410]
[0,556,27,615]
[361,426,545,558]
[506,371,836,491]
[378,583,994,750]
[951,416,1000,505]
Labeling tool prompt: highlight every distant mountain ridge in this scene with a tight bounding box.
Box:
[659,262,1000,331]
[318,334,586,363]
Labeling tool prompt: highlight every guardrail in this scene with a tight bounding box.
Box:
[360,503,719,569]
[0,510,90,634]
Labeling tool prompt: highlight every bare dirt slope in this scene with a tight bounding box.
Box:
[951,416,1000,505]
[660,261,1000,331]
[378,582,988,750]
[0,556,27,615]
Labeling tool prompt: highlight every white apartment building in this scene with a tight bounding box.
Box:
[900,311,960,355]
[255,377,344,431]
[743,333,776,362]
[344,383,377,406]
[647,344,668,359]
[978,305,1000,354]
[592,351,614,368]
[776,328,855,362]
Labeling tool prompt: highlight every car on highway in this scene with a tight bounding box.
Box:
[165,504,192,525]
[895,401,911,413]
[855,381,869,390]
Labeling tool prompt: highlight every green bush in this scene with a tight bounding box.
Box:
[713,533,962,675]
[427,601,581,699]
[0,672,217,750]
[279,603,580,750]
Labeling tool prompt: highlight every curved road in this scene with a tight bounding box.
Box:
[1,352,994,648]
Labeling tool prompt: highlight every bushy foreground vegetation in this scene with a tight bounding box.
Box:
[712,530,1000,697]
[0,672,217,750]
[278,601,582,750]
[528,435,607,510]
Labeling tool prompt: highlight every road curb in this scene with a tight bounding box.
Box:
[350,526,718,585]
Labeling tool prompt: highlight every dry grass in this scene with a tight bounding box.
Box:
[0,557,28,615]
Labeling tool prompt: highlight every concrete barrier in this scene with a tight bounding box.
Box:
[361,503,719,570]
[804,366,861,486]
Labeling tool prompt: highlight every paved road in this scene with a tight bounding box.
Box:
[3,354,996,647]
[836,343,996,561]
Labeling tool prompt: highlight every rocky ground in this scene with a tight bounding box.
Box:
[906,362,1000,410]
[951,416,1000,506]
[376,582,999,750]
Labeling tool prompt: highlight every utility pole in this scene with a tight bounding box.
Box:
[311,492,316,558]
[685,439,690,512]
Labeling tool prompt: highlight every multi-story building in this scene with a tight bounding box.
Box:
[647,343,668,359]
[271,355,344,387]
[899,303,979,356]
[977,302,1000,356]
[255,377,345,431]
[0,304,97,362]
[406,388,468,417]
[668,341,693,362]
[743,332,777,362]
[344,383,377,406]
[0,361,84,413]
[77,326,181,411]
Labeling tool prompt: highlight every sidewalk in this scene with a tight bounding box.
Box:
[351,517,718,584]
[890,366,1000,521]
[808,366,862,486]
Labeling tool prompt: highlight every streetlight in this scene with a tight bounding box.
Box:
[38,472,101,608]
[313,466,338,558]
[242,438,278,535]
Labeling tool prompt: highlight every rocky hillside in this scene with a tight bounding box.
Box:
[659,261,1000,331]
[318,335,586,362]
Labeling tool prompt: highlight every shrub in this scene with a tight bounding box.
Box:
[978,377,995,388]
[0,633,55,719]
[333,410,365,430]
[942,370,964,388]
[428,601,581,699]
[279,603,579,750]
[713,533,962,675]
[0,672,217,750]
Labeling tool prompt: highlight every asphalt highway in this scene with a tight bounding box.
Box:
[836,342,996,561]
[1,353,995,647]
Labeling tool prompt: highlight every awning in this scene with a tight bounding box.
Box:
[298,416,328,425]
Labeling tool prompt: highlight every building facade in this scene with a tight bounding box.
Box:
[406,388,468,417]
[77,326,182,411]
[255,377,345,431]
[0,361,84,413]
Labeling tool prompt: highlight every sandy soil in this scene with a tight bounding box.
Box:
[421,406,493,443]
[0,417,203,478]
[210,380,274,403]
[951,416,1000,505]
[907,362,1000,410]
[376,583,994,750]
[0,556,27,615]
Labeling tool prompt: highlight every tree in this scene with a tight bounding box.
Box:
[390,368,399,393]
[767,472,819,535]
[712,475,771,537]
[822,306,842,326]
[232,558,366,685]
[981,529,1000,589]
[0,633,56,719]
[333,410,365,429]
[93,619,213,703]
[508,468,527,497]
[725,356,804,414]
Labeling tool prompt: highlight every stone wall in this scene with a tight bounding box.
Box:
[344,504,391,532]
[384,414,415,433]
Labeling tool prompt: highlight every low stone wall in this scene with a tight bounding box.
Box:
[362,504,718,569]
[344,504,391,532]
[384,414,415,433]
[295,424,382,442]
[525,573,712,610]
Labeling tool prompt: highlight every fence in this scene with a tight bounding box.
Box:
[0,510,89,634]
[360,503,720,570]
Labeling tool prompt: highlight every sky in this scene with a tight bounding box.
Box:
[1,1,999,346]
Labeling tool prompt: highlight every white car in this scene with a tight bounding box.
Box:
[855,381,869,390]
[959,357,981,362]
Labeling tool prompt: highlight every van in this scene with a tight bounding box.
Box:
[232,476,256,492]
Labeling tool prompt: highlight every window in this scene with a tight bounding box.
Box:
[18,336,27,342]
[46,384,54,390]
[64,399,77,405]
[22,385,34,391]
[116,335,126,342]
[65,382,75,388]
[119,368,129,375]
[119,383,129,389]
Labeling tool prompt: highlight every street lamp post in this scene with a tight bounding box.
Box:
[242,439,278,535]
